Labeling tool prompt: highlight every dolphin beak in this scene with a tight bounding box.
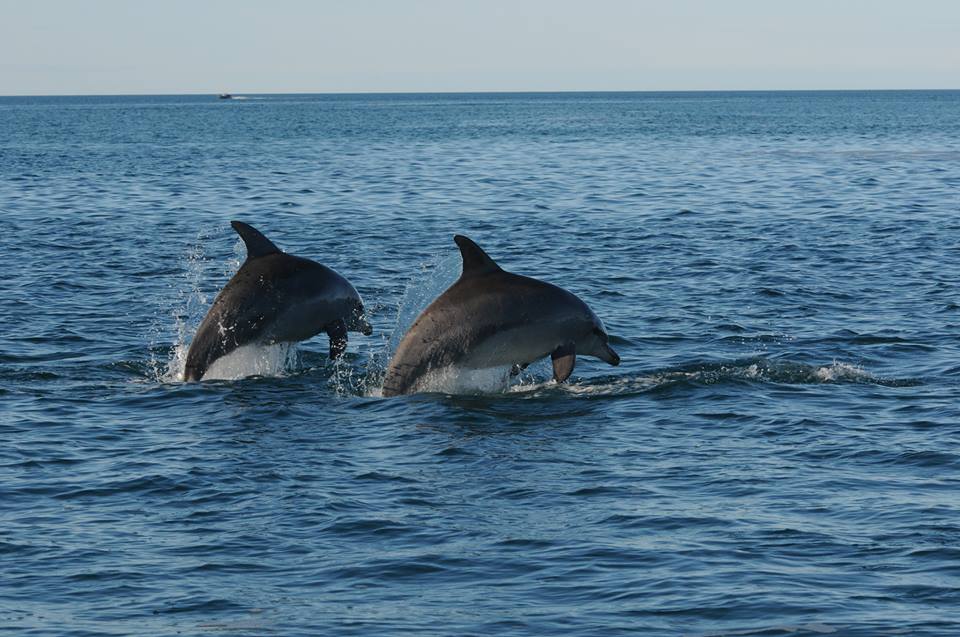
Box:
[599,343,620,366]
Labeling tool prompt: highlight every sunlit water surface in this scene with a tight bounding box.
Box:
[2,92,960,636]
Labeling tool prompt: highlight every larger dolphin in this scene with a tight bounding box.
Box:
[183,221,372,381]
[381,235,619,396]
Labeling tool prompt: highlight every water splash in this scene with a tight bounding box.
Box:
[148,229,215,382]
[150,233,919,396]
[689,359,906,386]
[366,250,462,395]
[522,358,922,398]
[388,251,461,352]
[329,354,369,397]
[151,227,297,383]
[367,364,513,397]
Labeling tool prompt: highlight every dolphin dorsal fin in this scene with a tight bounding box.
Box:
[231,221,281,259]
[454,235,502,277]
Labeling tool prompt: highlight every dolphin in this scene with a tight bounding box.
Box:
[381,235,620,396]
[183,221,372,381]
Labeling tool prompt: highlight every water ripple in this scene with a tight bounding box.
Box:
[1,91,959,636]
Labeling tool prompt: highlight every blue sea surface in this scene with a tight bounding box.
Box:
[1,91,959,636]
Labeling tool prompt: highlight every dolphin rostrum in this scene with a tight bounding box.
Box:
[381,235,620,396]
[183,221,372,381]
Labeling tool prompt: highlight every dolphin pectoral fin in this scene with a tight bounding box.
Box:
[551,342,576,383]
[357,317,373,336]
[326,319,348,359]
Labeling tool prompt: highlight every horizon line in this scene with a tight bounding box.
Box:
[2,87,959,98]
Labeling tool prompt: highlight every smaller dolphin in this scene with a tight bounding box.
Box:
[381,235,619,396]
[183,221,372,381]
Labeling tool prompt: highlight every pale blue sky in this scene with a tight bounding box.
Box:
[2,0,958,95]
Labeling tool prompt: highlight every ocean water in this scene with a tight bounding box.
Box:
[2,91,959,636]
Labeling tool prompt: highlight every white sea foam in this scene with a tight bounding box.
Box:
[812,361,874,382]
[509,359,901,399]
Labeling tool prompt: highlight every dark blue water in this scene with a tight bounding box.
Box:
[2,91,960,636]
